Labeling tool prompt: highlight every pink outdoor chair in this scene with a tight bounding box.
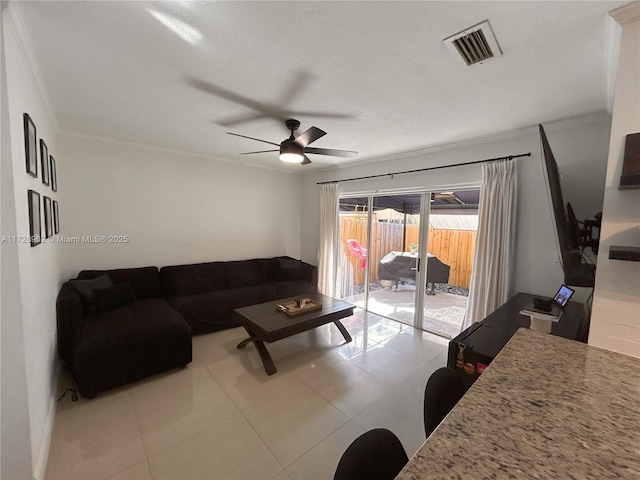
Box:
[346,239,367,268]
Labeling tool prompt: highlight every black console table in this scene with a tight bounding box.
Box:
[447,292,587,387]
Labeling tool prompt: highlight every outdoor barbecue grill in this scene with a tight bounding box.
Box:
[378,251,450,294]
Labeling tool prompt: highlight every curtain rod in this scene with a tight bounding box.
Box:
[316,152,531,185]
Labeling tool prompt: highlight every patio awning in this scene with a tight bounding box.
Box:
[339,190,480,214]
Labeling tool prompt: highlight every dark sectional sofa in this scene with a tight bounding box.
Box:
[56,256,317,398]
[161,257,317,334]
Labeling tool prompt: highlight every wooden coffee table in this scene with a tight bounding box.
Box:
[234,293,355,375]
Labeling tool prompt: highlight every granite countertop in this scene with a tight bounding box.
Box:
[396,328,640,479]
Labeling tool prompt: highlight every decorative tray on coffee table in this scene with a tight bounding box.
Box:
[276,298,322,316]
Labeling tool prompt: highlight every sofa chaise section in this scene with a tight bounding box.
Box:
[56,266,192,398]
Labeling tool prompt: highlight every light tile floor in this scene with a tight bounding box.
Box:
[46,310,449,480]
[347,287,468,339]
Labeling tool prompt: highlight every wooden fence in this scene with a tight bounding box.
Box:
[340,218,476,289]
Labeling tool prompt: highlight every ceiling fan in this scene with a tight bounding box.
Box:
[187,74,354,127]
[227,119,358,165]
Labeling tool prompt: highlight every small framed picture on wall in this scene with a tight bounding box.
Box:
[28,190,41,247]
[53,200,60,234]
[24,113,37,177]
[50,156,57,192]
[40,140,50,186]
[43,196,53,238]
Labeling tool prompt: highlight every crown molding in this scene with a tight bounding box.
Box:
[4,2,61,132]
[610,1,640,25]
[306,112,611,176]
[308,126,535,175]
[604,16,622,113]
[605,2,639,111]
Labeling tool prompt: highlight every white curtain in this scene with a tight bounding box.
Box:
[462,159,517,330]
[318,183,339,296]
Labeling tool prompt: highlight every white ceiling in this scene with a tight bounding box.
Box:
[13,1,626,171]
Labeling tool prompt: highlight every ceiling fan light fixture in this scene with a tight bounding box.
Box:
[279,140,304,163]
[280,152,304,163]
[227,118,357,166]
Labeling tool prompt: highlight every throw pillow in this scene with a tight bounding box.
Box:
[70,274,113,313]
[276,258,303,281]
[93,282,138,313]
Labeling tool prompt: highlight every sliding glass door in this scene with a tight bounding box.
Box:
[338,198,369,306]
[366,194,423,325]
[338,194,428,327]
[421,192,477,338]
[338,190,478,339]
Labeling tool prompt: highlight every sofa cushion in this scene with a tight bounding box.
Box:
[254,258,279,282]
[70,274,114,313]
[228,272,261,288]
[276,258,304,281]
[73,298,192,396]
[226,285,278,309]
[264,281,316,299]
[168,285,277,334]
[76,299,190,359]
[174,275,222,295]
[224,260,266,288]
[77,267,161,300]
[168,291,230,322]
[160,263,228,297]
[93,282,137,313]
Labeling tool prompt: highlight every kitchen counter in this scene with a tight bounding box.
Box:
[396,328,640,479]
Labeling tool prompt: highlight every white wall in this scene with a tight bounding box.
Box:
[57,134,302,278]
[301,114,611,304]
[1,7,32,480]
[2,6,63,479]
[590,15,640,358]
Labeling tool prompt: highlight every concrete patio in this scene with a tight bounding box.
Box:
[344,284,468,339]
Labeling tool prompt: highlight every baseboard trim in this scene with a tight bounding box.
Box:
[32,361,61,480]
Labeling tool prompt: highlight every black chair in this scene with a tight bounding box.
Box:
[334,428,409,480]
[423,367,467,438]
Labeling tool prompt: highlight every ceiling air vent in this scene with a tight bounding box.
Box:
[443,20,502,66]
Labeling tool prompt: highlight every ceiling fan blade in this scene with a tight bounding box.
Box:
[188,78,271,114]
[304,147,358,158]
[226,132,280,146]
[187,77,286,122]
[278,71,312,105]
[239,149,279,155]
[218,112,268,127]
[301,155,312,165]
[221,108,353,127]
[289,111,355,120]
[295,127,326,147]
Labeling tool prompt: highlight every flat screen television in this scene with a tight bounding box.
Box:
[539,124,596,288]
